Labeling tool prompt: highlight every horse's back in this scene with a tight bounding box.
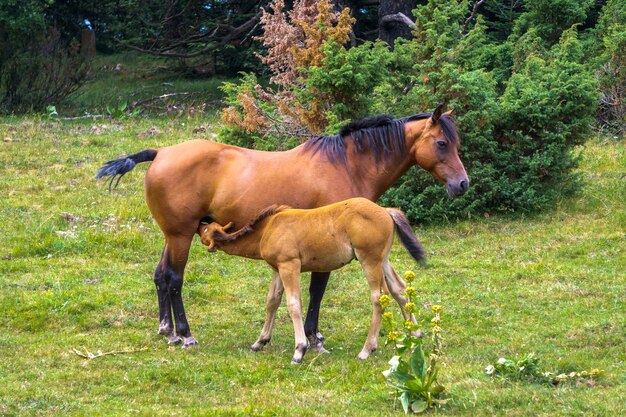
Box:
[260,198,394,271]
[143,139,312,236]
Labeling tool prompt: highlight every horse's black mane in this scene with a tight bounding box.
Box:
[302,112,458,164]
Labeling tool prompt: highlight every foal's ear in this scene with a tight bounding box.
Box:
[432,103,444,123]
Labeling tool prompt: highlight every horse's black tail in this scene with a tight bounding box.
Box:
[96,149,158,191]
[386,208,426,264]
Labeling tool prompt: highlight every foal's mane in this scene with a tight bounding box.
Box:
[214,204,291,243]
[302,112,459,164]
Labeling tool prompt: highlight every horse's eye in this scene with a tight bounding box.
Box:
[437,140,447,149]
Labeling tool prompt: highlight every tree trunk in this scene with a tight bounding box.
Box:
[379,0,418,48]
[80,29,96,56]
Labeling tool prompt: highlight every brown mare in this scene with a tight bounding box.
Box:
[197,198,425,363]
[96,106,468,350]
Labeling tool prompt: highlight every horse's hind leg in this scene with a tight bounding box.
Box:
[382,261,419,335]
[155,248,181,345]
[251,270,284,351]
[160,234,197,348]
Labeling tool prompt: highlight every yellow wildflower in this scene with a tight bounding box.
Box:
[379,294,391,309]
[405,286,417,298]
[387,330,399,341]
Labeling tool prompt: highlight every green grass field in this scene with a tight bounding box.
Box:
[0,64,624,415]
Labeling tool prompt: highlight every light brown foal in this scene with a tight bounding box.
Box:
[198,198,425,363]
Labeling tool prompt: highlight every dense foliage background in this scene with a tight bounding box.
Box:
[1,0,624,222]
[218,0,622,222]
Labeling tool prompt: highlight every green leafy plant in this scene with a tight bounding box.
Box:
[105,101,141,119]
[485,353,603,386]
[46,105,58,118]
[484,353,542,381]
[381,271,448,414]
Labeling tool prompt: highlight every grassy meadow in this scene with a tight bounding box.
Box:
[0,59,625,416]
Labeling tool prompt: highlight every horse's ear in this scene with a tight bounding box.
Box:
[445,108,454,116]
[432,103,444,123]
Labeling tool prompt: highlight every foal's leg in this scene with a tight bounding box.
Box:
[163,234,198,348]
[155,247,181,345]
[304,271,330,353]
[278,261,307,364]
[382,261,420,335]
[251,270,284,351]
[356,257,385,360]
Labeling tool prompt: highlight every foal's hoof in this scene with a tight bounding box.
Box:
[357,351,370,360]
[250,339,269,352]
[182,336,199,349]
[307,333,329,354]
[291,357,303,365]
[412,329,423,338]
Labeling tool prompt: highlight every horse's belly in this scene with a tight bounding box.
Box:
[299,242,354,273]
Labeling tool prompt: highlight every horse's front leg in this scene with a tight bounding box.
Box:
[163,234,198,348]
[251,270,284,351]
[304,271,330,353]
[278,261,307,364]
[357,260,385,360]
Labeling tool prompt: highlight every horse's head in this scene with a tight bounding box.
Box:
[407,105,469,197]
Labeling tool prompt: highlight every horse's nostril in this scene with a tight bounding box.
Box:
[460,179,468,192]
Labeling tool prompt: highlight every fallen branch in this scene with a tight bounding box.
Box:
[58,114,104,120]
[131,92,194,109]
[71,346,149,360]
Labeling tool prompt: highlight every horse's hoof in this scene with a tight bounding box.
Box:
[167,335,183,345]
[182,336,199,349]
[291,357,302,365]
[310,344,329,354]
[307,333,329,354]
[250,340,267,352]
[357,351,370,360]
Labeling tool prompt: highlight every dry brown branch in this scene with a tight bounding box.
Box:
[462,0,485,33]
[71,346,149,360]
[119,10,263,58]
[131,92,194,109]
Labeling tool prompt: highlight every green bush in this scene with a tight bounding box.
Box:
[380,1,597,222]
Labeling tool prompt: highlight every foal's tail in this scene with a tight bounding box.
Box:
[96,149,158,191]
[386,208,426,264]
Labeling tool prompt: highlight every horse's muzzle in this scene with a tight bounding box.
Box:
[447,177,469,197]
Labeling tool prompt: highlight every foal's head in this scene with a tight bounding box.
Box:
[406,105,469,197]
